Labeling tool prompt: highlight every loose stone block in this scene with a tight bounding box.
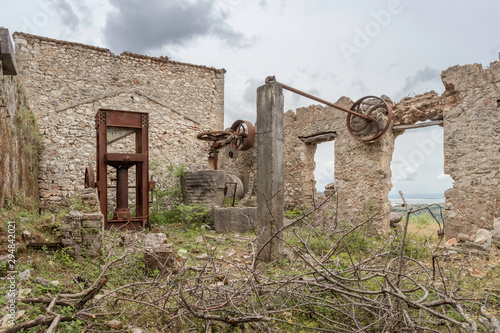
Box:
[213,207,257,233]
[181,170,227,207]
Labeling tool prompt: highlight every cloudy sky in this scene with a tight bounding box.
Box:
[3,0,500,196]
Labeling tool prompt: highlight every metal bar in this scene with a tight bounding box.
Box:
[279,82,372,121]
[214,149,219,170]
[107,186,136,189]
[232,184,237,207]
[224,182,237,207]
[116,167,129,209]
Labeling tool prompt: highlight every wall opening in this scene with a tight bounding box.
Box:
[389,125,453,207]
[313,141,335,193]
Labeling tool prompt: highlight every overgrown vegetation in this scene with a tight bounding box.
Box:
[2,191,500,332]
[148,163,213,229]
[0,76,43,209]
[149,162,185,212]
[151,203,212,228]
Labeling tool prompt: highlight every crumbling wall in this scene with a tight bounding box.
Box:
[285,98,395,234]
[210,55,500,238]
[440,61,500,239]
[0,28,41,208]
[13,32,225,208]
[389,58,500,239]
[220,97,395,234]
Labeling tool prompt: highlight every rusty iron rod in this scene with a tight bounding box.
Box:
[280,83,372,121]
[266,77,372,121]
[224,182,238,207]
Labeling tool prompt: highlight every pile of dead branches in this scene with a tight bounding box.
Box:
[9,192,500,332]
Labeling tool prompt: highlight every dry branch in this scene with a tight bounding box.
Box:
[14,195,500,332]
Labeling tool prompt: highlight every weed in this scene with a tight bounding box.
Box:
[152,203,212,229]
[284,206,308,219]
[223,197,240,207]
[69,195,93,213]
[149,162,185,212]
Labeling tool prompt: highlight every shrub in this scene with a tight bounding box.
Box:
[151,203,212,229]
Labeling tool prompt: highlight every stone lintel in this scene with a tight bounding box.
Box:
[299,131,337,144]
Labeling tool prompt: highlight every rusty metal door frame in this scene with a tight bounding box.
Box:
[94,109,150,230]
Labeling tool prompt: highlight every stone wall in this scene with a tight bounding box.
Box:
[0,28,41,208]
[284,98,395,234]
[12,32,225,208]
[441,61,500,239]
[8,29,500,239]
[219,56,500,237]
[220,97,396,234]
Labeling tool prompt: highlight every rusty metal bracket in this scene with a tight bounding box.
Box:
[265,76,392,142]
[197,119,256,170]
[148,178,156,204]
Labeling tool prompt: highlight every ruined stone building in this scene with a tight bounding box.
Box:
[220,60,500,240]
[12,31,225,209]
[1,27,499,241]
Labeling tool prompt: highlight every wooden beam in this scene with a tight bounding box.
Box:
[392,120,443,131]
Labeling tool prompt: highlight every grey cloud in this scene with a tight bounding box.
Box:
[103,0,248,53]
[397,66,440,99]
[47,0,80,31]
[74,2,92,26]
[350,77,368,94]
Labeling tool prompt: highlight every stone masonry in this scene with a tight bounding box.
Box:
[13,32,225,208]
[441,62,500,239]
[61,188,103,258]
[0,28,41,208]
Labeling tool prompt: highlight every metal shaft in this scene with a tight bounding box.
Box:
[116,167,129,209]
[266,76,372,121]
[280,83,372,121]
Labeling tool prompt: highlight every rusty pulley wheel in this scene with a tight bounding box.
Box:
[230,120,255,151]
[84,165,96,188]
[196,130,233,142]
[346,96,392,142]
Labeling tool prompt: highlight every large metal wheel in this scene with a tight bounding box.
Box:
[346,96,392,142]
[230,120,255,151]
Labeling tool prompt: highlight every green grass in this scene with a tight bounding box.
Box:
[150,203,212,228]
[3,198,500,333]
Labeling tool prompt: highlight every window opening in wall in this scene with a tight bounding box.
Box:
[389,125,453,213]
[314,141,335,193]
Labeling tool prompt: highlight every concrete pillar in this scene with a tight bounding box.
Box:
[256,81,284,262]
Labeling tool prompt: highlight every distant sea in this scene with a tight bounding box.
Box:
[388,193,444,206]
[316,192,445,206]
